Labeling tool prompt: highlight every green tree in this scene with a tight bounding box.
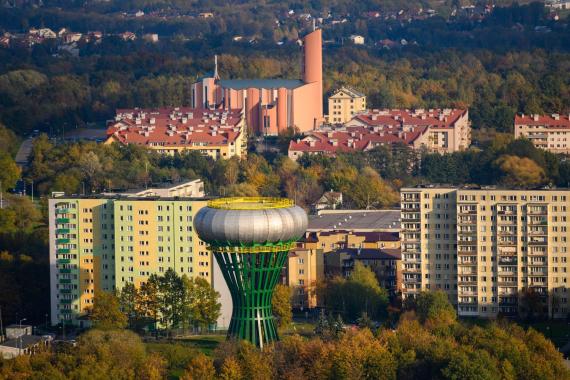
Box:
[272,284,292,330]
[158,269,187,331]
[0,124,18,157]
[350,167,398,209]
[89,291,128,330]
[138,275,161,330]
[0,151,21,192]
[442,349,502,380]
[410,290,457,326]
[184,276,221,330]
[118,282,139,329]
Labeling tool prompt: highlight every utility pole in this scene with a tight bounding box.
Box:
[0,180,3,209]
[30,180,34,202]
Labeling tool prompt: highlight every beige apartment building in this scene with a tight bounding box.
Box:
[49,195,212,325]
[327,86,366,124]
[285,210,401,309]
[514,113,570,153]
[401,186,570,319]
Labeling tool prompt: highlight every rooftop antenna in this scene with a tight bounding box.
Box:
[312,18,316,32]
[214,55,219,79]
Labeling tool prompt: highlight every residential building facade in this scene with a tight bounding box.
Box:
[289,108,471,160]
[105,108,247,159]
[328,86,366,124]
[514,113,570,154]
[285,210,401,308]
[49,196,211,326]
[401,186,570,319]
[325,248,402,296]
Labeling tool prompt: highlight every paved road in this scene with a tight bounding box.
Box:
[15,137,34,168]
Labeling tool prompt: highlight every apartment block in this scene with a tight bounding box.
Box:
[105,108,247,160]
[285,210,401,308]
[289,109,471,160]
[514,113,570,154]
[401,186,570,319]
[49,196,210,326]
[287,248,324,309]
[325,248,401,296]
[327,86,366,124]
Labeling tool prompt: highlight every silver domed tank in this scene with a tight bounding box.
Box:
[194,197,308,247]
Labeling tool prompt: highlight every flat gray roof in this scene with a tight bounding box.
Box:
[0,335,44,349]
[308,210,401,231]
[219,79,304,90]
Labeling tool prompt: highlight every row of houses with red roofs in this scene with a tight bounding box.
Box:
[288,108,472,160]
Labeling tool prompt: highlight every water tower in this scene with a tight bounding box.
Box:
[194,197,307,348]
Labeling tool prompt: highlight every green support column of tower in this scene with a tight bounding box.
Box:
[194,197,308,348]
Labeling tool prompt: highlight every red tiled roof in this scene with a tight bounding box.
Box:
[514,113,570,129]
[353,108,466,129]
[288,125,426,154]
[290,108,467,155]
[106,107,244,148]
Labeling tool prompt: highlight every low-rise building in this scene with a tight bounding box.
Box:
[312,191,343,212]
[103,179,205,198]
[287,248,324,309]
[328,86,366,124]
[325,248,402,295]
[349,34,365,45]
[289,108,471,160]
[285,209,401,308]
[105,107,247,160]
[0,325,51,359]
[514,113,570,153]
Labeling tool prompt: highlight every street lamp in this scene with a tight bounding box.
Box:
[18,318,27,356]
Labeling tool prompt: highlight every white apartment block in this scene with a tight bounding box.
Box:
[514,113,570,153]
[401,186,570,319]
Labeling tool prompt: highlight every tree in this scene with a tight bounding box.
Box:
[272,284,292,330]
[520,287,545,321]
[219,356,243,380]
[409,290,457,326]
[323,262,389,322]
[0,151,21,191]
[442,349,501,380]
[6,196,41,233]
[137,275,161,330]
[494,155,546,187]
[118,282,139,329]
[79,151,103,192]
[184,276,221,330]
[89,291,128,330]
[181,353,216,380]
[157,268,187,331]
[349,167,398,209]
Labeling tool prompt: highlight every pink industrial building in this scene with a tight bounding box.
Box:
[191,29,323,135]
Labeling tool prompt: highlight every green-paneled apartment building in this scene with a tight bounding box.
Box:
[48,193,213,326]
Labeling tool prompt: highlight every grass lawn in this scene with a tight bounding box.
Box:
[177,334,226,355]
[282,321,317,337]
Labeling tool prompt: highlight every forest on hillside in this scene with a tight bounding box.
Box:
[0,2,568,136]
